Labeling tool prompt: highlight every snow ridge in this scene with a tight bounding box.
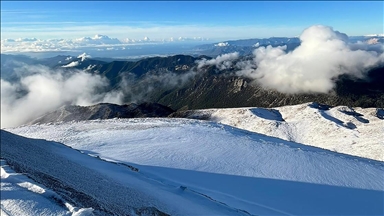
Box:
[173,102,384,161]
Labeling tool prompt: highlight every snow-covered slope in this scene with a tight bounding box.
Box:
[172,102,384,161]
[6,118,384,215]
[1,129,247,215]
[0,159,93,216]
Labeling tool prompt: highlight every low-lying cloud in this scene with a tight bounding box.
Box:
[235,25,384,93]
[197,52,239,70]
[1,61,199,128]
[1,64,122,128]
[195,26,384,94]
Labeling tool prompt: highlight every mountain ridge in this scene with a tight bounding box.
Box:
[29,102,174,125]
[2,53,384,114]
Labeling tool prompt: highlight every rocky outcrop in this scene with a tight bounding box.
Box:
[233,78,248,93]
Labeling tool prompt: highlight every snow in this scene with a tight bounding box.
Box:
[181,103,384,161]
[6,118,384,215]
[61,61,79,68]
[1,129,249,215]
[0,159,93,216]
[77,53,91,62]
[215,42,229,47]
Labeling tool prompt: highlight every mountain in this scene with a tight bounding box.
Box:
[156,66,384,110]
[52,54,383,109]
[3,53,384,111]
[29,102,174,125]
[87,54,202,87]
[4,118,384,215]
[52,53,383,109]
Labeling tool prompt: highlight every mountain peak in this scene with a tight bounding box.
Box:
[92,34,109,40]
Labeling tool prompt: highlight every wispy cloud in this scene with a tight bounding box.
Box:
[1,10,52,14]
[1,24,305,41]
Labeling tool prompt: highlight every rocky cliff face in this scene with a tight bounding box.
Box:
[155,66,384,110]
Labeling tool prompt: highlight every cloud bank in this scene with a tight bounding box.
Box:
[1,64,122,128]
[1,61,199,128]
[234,25,384,93]
[0,34,210,53]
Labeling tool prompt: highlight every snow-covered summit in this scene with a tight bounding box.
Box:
[143,36,150,41]
[92,34,109,40]
[77,52,91,61]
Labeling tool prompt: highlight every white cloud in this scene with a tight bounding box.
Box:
[16,38,38,42]
[0,32,210,53]
[74,34,122,45]
[197,52,240,70]
[235,25,384,93]
[1,64,123,128]
[1,24,304,41]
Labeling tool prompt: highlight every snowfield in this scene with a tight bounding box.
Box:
[1,129,245,215]
[5,117,384,215]
[174,102,384,161]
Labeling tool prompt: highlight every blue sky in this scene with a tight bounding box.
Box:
[1,1,383,40]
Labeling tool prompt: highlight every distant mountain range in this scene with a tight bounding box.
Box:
[2,34,383,58]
